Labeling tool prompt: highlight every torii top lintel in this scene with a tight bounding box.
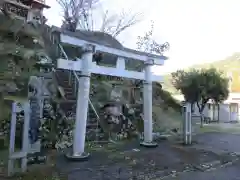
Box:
[52,27,168,65]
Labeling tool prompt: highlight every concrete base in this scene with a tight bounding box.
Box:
[65,151,90,161]
[108,138,117,144]
[140,141,158,148]
[178,140,197,146]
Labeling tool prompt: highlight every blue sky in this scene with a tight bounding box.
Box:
[45,0,240,74]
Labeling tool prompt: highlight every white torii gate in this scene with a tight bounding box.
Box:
[57,32,168,160]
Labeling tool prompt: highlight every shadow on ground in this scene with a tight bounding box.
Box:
[56,133,240,180]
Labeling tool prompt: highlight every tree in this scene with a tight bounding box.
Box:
[137,21,169,55]
[57,0,142,36]
[99,9,142,38]
[57,0,99,31]
[171,68,229,126]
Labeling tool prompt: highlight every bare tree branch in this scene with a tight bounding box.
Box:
[137,21,170,55]
[57,0,100,31]
[100,10,142,37]
[57,0,142,36]
[100,10,118,32]
[112,11,142,37]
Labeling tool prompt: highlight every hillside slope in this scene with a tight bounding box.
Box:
[162,52,240,94]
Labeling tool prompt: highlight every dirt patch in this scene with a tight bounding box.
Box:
[56,141,229,180]
[0,150,66,180]
[2,133,240,180]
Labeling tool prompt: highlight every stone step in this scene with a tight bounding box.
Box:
[57,72,70,77]
[64,94,76,99]
[64,91,75,95]
[59,102,76,113]
[63,86,75,90]
[55,70,103,139]
[87,128,102,134]
[88,114,98,119]
[58,84,73,90]
[86,122,100,128]
[55,77,72,84]
[63,93,75,98]
[64,96,76,100]
[58,79,74,85]
[60,86,75,92]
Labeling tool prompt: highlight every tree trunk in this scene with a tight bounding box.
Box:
[197,101,206,128]
[200,111,204,127]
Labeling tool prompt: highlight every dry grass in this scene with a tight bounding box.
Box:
[0,150,66,180]
[199,123,240,134]
[153,106,182,134]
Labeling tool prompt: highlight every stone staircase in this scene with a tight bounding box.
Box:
[55,69,103,141]
[55,69,76,113]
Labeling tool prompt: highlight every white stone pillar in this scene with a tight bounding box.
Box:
[227,104,231,122]
[70,44,93,159]
[209,104,213,121]
[187,103,192,144]
[140,60,157,147]
[21,102,30,172]
[183,103,192,144]
[238,103,240,121]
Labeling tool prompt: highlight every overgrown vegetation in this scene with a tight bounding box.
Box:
[0,6,61,179]
[0,20,45,98]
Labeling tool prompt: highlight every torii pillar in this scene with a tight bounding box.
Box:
[140,59,158,147]
[65,44,93,160]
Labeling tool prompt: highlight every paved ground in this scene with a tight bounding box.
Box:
[194,132,240,153]
[56,132,240,180]
[164,161,240,180]
[164,133,240,180]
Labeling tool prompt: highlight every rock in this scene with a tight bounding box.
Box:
[152,132,171,140]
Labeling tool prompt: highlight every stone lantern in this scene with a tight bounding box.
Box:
[102,101,122,124]
[101,101,123,141]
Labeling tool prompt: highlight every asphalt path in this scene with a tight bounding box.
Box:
[165,132,240,180]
